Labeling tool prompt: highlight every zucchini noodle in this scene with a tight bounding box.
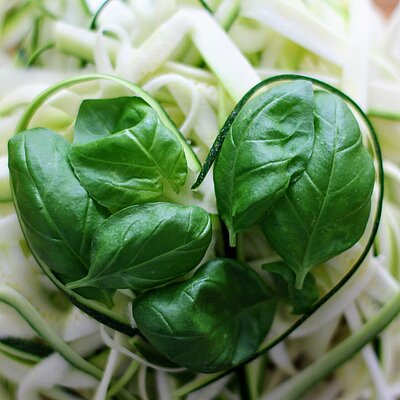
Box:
[1,1,400,399]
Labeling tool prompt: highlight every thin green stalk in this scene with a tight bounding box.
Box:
[182,0,240,66]
[198,0,213,13]
[31,0,60,19]
[0,338,51,363]
[29,17,42,56]
[0,285,102,380]
[368,109,400,121]
[215,0,241,31]
[89,0,113,30]
[0,344,39,363]
[173,373,223,399]
[0,286,137,399]
[245,357,265,400]
[107,361,140,399]
[78,0,93,17]
[267,291,400,400]
[28,42,55,66]
[40,387,79,400]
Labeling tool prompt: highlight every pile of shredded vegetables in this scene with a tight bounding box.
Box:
[1,0,400,399]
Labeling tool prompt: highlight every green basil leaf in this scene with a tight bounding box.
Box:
[261,91,375,288]
[132,258,277,373]
[8,129,113,304]
[213,81,314,243]
[262,261,318,314]
[73,96,152,144]
[132,338,181,369]
[69,97,188,211]
[69,202,212,290]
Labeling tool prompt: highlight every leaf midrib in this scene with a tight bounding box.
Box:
[224,84,309,226]
[22,136,89,271]
[90,214,209,281]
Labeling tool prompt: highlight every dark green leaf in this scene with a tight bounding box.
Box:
[213,81,314,243]
[261,91,375,288]
[69,202,212,290]
[69,96,187,211]
[8,129,113,304]
[132,338,181,369]
[262,261,318,314]
[133,258,277,373]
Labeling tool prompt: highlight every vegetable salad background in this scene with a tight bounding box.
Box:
[1,0,400,399]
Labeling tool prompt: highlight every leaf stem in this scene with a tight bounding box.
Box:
[221,220,237,258]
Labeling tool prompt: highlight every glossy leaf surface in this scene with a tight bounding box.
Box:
[70,202,212,290]
[69,97,187,211]
[261,91,375,288]
[213,81,314,241]
[8,129,113,304]
[133,258,277,373]
[262,261,318,314]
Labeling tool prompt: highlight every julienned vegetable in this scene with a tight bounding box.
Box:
[8,79,375,375]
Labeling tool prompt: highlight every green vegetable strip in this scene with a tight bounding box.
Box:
[198,0,213,13]
[31,0,59,20]
[53,9,260,101]
[190,9,259,102]
[214,0,241,31]
[28,42,55,66]
[368,109,400,122]
[0,338,52,362]
[0,342,41,363]
[0,285,102,379]
[35,261,135,335]
[267,291,400,400]
[107,361,140,399]
[54,21,120,62]
[89,0,112,30]
[14,73,201,172]
[78,0,93,17]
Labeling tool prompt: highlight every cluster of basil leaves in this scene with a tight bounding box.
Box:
[8,80,374,374]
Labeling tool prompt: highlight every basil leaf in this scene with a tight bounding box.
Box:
[261,91,375,288]
[69,202,212,290]
[74,96,153,144]
[213,81,314,243]
[69,97,188,211]
[262,261,318,314]
[132,339,181,369]
[132,258,277,373]
[8,129,113,304]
